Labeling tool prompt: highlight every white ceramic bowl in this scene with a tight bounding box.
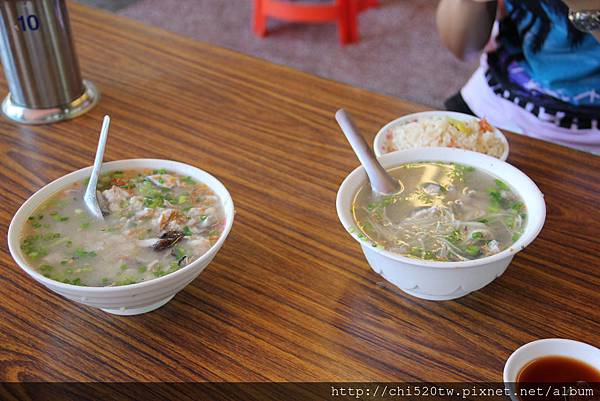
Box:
[336,147,545,301]
[8,159,235,315]
[503,339,600,401]
[373,111,510,161]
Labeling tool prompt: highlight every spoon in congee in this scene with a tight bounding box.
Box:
[83,115,111,220]
[335,108,401,195]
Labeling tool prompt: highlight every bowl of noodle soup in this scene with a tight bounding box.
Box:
[336,147,544,301]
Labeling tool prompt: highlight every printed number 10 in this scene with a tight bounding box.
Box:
[17,15,40,31]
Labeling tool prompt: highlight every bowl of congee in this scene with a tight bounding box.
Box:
[336,147,545,300]
[8,159,234,315]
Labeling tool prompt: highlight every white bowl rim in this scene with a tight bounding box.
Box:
[373,110,510,161]
[7,158,235,293]
[336,147,546,270]
[502,338,600,382]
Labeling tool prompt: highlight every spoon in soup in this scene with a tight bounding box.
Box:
[335,109,401,195]
[83,115,111,221]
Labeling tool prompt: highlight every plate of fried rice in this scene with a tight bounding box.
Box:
[373,111,509,160]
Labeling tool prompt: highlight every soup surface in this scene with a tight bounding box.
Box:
[21,168,225,286]
[352,162,527,262]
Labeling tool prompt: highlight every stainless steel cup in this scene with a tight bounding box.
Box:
[0,0,98,124]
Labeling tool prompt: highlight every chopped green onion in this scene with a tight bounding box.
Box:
[181,176,195,185]
[39,264,53,274]
[511,201,524,211]
[143,196,163,208]
[62,277,82,285]
[74,248,97,258]
[174,247,186,260]
[465,245,480,255]
[50,212,69,222]
[42,232,61,241]
[409,247,422,257]
[446,229,462,243]
[471,232,483,240]
[115,277,137,286]
[495,179,509,190]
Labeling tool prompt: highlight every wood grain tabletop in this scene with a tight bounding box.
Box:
[1,2,598,384]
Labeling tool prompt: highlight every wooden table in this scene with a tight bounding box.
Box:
[1,2,598,385]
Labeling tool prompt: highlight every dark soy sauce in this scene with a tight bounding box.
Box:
[517,356,600,401]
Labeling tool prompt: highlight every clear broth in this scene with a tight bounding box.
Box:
[352,162,527,262]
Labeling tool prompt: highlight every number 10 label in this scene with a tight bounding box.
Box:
[18,15,40,31]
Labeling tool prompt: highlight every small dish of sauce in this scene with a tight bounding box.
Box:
[517,356,600,401]
[518,356,600,383]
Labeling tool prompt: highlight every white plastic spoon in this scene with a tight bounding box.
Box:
[335,108,401,195]
[84,115,110,220]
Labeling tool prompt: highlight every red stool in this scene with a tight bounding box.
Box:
[253,0,378,45]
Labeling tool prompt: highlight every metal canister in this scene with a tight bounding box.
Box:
[0,0,98,124]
